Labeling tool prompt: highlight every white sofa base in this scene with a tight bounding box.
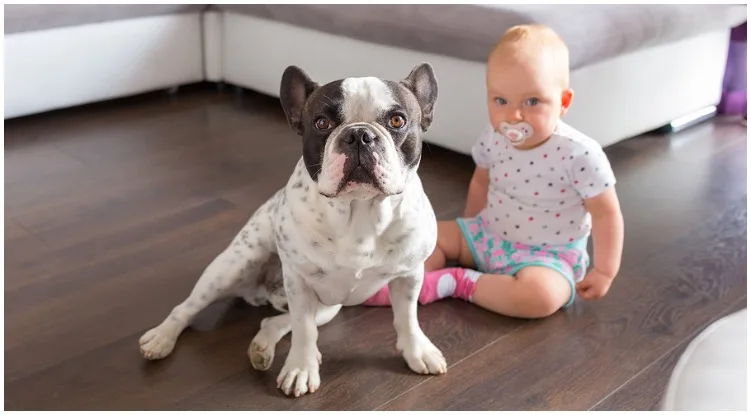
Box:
[4,13,205,119]
[221,13,730,152]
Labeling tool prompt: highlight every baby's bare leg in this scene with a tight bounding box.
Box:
[365,219,572,314]
[431,224,572,317]
[425,220,476,271]
[471,266,572,319]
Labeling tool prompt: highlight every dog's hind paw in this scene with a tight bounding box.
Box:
[139,327,178,360]
[249,339,275,371]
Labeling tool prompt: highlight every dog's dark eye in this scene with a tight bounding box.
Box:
[389,115,406,129]
[314,117,331,130]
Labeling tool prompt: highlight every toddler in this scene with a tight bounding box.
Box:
[365,24,624,318]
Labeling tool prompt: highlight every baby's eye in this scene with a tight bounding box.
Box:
[526,98,540,106]
[495,97,507,105]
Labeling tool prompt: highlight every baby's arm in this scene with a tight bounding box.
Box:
[463,167,489,218]
[569,142,623,300]
[583,187,624,280]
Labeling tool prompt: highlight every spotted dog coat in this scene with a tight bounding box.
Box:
[139,63,447,397]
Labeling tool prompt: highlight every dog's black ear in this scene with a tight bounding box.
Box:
[280,65,319,135]
[400,63,438,132]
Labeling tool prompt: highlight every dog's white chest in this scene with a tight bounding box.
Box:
[307,267,386,306]
[297,222,417,307]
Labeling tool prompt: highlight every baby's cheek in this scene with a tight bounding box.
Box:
[530,115,557,139]
[487,106,505,130]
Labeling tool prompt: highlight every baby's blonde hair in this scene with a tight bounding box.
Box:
[489,24,570,88]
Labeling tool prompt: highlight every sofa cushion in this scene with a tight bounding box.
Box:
[217,4,747,70]
[4,4,208,34]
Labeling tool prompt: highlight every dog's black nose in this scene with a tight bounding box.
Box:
[344,128,375,145]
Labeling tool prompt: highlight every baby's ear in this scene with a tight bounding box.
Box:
[561,89,574,116]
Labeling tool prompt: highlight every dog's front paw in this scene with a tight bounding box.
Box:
[398,334,447,375]
[276,349,321,397]
[139,326,178,360]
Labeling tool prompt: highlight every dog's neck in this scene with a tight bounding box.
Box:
[327,194,400,236]
[321,173,417,236]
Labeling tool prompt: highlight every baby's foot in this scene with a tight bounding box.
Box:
[362,268,482,306]
[420,268,483,303]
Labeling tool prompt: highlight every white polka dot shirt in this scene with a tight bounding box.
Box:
[470,121,617,246]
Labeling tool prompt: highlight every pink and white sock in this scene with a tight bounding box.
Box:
[363,267,483,306]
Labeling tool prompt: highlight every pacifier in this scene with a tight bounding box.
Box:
[497,121,534,147]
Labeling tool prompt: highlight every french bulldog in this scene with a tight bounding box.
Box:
[139,63,447,397]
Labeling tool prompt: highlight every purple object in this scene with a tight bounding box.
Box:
[718,22,747,116]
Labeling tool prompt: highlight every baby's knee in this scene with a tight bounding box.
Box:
[528,293,565,318]
[521,290,563,318]
[518,269,571,318]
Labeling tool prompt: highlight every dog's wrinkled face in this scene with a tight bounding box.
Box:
[279,64,438,199]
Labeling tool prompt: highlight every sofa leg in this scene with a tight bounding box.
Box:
[166,86,180,97]
[652,105,717,134]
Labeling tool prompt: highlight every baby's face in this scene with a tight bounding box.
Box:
[486,54,571,149]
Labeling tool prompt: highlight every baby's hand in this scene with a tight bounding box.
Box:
[575,268,615,300]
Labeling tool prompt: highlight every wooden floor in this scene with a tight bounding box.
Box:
[4,85,747,411]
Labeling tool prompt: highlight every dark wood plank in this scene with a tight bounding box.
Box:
[381,195,747,411]
[591,296,747,411]
[4,143,86,184]
[169,301,524,410]
[5,197,240,295]
[3,83,226,151]
[4,284,375,410]
[604,121,747,268]
[3,201,253,383]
